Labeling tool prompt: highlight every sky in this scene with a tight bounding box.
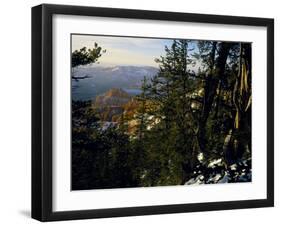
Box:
[71,34,173,67]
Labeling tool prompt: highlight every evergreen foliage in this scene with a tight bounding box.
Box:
[71,39,252,190]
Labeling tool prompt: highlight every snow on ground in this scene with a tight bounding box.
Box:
[207,158,223,168]
[185,175,204,185]
[184,158,251,186]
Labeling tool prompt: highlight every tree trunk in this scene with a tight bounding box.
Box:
[198,42,232,154]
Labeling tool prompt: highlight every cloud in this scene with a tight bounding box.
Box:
[98,47,160,67]
[72,34,171,67]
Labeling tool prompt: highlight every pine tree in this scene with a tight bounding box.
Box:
[138,40,199,184]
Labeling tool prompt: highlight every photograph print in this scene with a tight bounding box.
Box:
[71,34,252,191]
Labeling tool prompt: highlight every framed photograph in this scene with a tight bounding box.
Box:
[32,4,274,221]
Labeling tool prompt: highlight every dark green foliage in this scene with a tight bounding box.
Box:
[71,39,252,190]
[72,101,138,190]
[72,43,106,68]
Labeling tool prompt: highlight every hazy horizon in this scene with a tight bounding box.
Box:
[72,34,174,67]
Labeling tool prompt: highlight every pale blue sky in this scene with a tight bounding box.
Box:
[71,35,173,67]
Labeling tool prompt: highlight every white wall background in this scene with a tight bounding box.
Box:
[0,0,279,225]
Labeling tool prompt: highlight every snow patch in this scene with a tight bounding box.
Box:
[207,158,223,168]
[185,175,204,185]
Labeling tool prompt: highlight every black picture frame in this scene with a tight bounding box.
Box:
[32,3,274,222]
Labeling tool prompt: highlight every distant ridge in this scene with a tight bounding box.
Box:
[72,65,158,101]
[93,88,131,108]
[105,88,130,98]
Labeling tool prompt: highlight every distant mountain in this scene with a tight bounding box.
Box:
[93,88,132,122]
[72,65,158,101]
[94,88,131,108]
